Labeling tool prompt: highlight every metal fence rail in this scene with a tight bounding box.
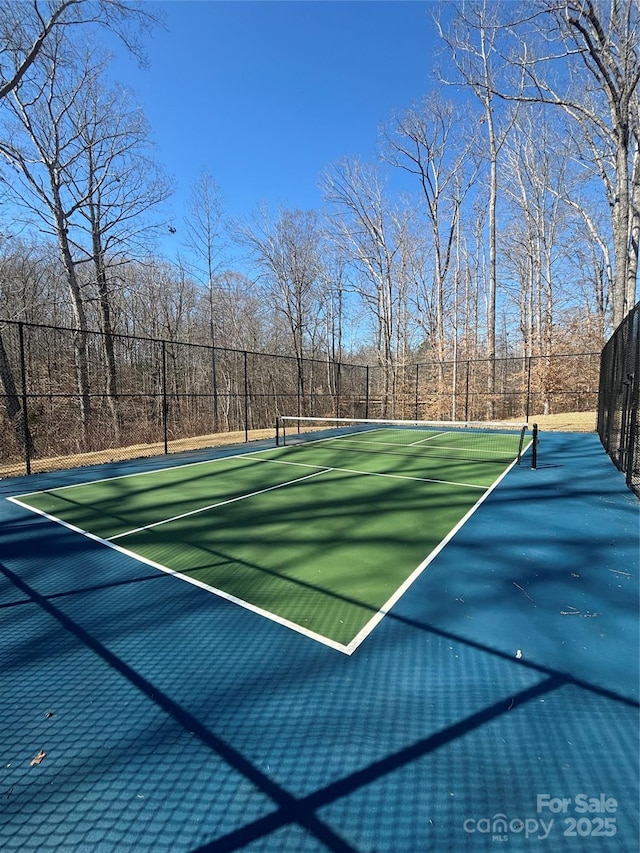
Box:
[0,319,601,477]
[597,302,640,497]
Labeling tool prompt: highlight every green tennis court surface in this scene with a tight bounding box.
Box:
[9,423,529,653]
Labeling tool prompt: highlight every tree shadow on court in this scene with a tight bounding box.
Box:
[2,549,637,852]
[1,431,638,852]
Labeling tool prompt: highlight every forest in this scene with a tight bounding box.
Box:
[0,1,638,471]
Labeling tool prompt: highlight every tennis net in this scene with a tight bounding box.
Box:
[275,416,532,465]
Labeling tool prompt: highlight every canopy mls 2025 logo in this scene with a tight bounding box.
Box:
[463,793,619,842]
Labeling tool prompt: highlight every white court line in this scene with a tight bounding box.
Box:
[327,433,513,458]
[249,455,487,490]
[282,427,388,450]
[398,437,517,457]
[108,467,331,540]
[8,435,532,656]
[363,432,517,457]
[109,455,487,543]
[408,431,448,446]
[8,443,291,500]
[342,444,531,654]
[7,495,351,654]
[406,428,524,455]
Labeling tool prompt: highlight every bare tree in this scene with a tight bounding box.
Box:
[234,205,322,412]
[321,158,417,417]
[629,100,640,309]
[488,0,640,328]
[436,0,521,417]
[182,172,226,428]
[206,270,265,351]
[0,31,170,442]
[381,91,479,366]
[501,110,567,357]
[0,237,67,323]
[0,33,94,435]
[0,237,67,456]
[66,60,171,439]
[0,0,157,102]
[316,239,349,365]
[545,122,613,337]
[500,109,579,413]
[0,0,158,448]
[183,171,226,339]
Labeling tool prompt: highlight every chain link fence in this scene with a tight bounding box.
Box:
[368,352,600,423]
[597,301,640,497]
[0,319,600,477]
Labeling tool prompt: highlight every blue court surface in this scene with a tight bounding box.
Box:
[1,431,638,852]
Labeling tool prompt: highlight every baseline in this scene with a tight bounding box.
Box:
[343,452,523,654]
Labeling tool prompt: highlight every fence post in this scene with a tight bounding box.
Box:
[464,361,470,422]
[619,373,633,468]
[161,341,168,454]
[365,365,369,420]
[18,322,31,475]
[244,350,249,442]
[212,344,219,433]
[626,398,637,490]
[526,356,532,422]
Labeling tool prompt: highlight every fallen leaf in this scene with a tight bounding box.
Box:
[30,751,46,767]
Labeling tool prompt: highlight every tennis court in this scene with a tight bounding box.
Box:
[8,419,530,653]
[1,424,638,852]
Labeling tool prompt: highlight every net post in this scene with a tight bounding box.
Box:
[276,415,287,447]
[516,424,526,465]
[531,423,539,469]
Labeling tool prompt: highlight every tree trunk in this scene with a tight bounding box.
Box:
[627,142,640,316]
[91,222,121,443]
[612,141,631,327]
[56,215,92,444]
[0,327,35,457]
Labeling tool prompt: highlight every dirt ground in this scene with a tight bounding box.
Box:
[2,415,597,479]
[511,411,597,432]
[1,429,275,479]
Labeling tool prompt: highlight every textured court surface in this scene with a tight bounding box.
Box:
[1,432,638,852]
[8,429,524,652]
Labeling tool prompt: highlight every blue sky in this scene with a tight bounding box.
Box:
[109,1,443,239]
